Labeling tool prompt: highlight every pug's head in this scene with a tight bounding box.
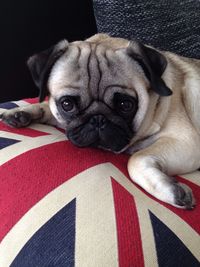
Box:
[27,34,172,153]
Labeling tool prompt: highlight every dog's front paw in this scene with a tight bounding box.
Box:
[0,110,32,128]
[172,182,195,210]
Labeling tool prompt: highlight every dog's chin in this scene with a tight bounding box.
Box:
[68,136,129,153]
[67,128,131,153]
[91,139,129,153]
[66,116,133,153]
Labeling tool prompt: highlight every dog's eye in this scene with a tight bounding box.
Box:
[60,97,75,112]
[114,93,137,114]
[118,100,134,112]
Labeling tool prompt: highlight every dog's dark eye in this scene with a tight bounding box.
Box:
[60,97,75,112]
[118,100,134,112]
[114,93,137,114]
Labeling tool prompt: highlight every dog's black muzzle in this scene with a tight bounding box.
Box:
[67,114,132,153]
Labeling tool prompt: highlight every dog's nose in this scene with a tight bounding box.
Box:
[90,114,107,129]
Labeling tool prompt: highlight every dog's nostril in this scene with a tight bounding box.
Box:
[90,116,97,125]
[90,115,107,129]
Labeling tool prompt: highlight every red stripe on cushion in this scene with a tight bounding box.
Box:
[0,122,50,137]
[112,178,144,267]
[23,98,39,104]
[55,126,65,133]
[0,141,129,241]
[24,97,48,104]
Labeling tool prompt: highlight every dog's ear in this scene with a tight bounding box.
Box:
[127,41,172,96]
[27,40,68,102]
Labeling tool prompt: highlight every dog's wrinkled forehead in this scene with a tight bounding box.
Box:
[27,34,171,103]
[48,36,145,103]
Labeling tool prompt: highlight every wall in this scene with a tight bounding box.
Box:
[0,0,97,102]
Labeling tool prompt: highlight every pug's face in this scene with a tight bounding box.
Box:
[28,34,171,153]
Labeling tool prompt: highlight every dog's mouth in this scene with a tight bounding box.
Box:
[66,115,132,153]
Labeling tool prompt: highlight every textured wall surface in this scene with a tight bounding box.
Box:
[0,0,97,102]
[93,0,200,58]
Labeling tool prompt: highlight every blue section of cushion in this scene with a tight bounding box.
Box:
[11,199,76,267]
[149,211,200,267]
[0,102,18,109]
[0,137,20,149]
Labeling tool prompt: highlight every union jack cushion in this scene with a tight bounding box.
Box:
[0,99,200,267]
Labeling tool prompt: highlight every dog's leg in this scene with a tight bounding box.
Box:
[0,102,58,127]
[128,137,196,209]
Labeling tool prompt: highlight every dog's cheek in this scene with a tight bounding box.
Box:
[67,123,99,147]
[48,97,67,126]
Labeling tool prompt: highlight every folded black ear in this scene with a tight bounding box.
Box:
[27,40,68,102]
[127,41,172,96]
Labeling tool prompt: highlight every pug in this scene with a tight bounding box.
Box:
[1,34,200,209]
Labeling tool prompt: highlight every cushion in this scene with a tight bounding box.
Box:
[93,0,200,59]
[0,99,200,266]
